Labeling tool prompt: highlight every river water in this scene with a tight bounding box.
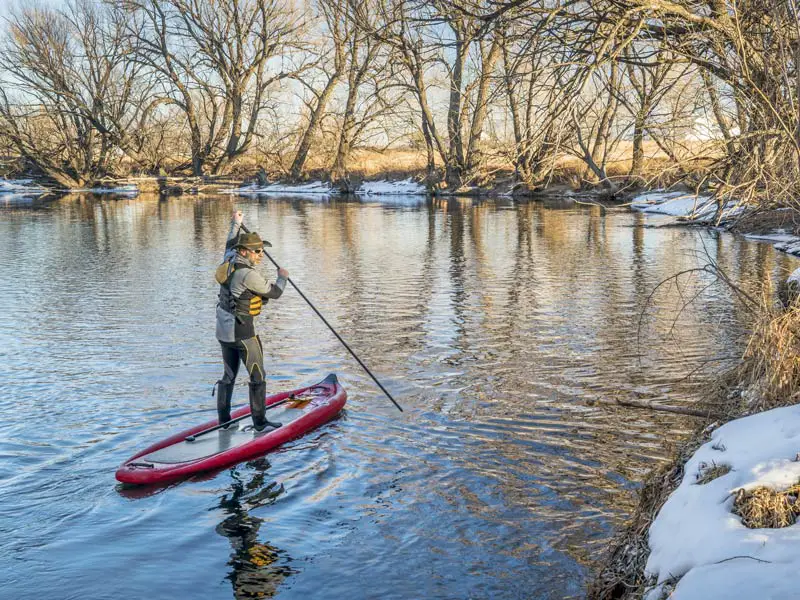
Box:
[0,193,794,599]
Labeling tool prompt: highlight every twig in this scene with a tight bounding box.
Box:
[593,396,720,418]
[713,555,771,565]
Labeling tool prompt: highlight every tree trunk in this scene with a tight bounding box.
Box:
[445,33,468,189]
[290,74,341,179]
[465,35,501,179]
[629,105,648,178]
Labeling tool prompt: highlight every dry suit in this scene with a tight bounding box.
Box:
[215,219,287,431]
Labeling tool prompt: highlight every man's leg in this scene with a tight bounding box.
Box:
[216,342,241,425]
[241,336,281,431]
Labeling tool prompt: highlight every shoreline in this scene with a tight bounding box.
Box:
[0,173,628,200]
[589,195,800,600]
[7,175,800,258]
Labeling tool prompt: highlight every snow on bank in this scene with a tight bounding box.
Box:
[69,184,139,195]
[631,190,717,218]
[222,181,335,196]
[743,231,798,245]
[773,238,800,257]
[223,178,428,198]
[644,405,800,599]
[355,178,427,196]
[0,178,48,200]
[1,179,141,198]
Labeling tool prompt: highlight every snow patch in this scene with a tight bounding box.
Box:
[222,181,335,196]
[774,240,800,257]
[70,184,139,195]
[0,178,47,192]
[224,178,428,198]
[631,191,717,218]
[355,178,426,196]
[743,232,798,244]
[644,404,800,599]
[0,178,48,200]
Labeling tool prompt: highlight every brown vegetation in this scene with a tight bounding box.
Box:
[590,271,800,599]
[733,484,800,529]
[694,462,731,485]
[738,298,800,412]
[0,0,793,200]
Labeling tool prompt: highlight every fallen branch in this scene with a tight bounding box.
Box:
[592,396,719,418]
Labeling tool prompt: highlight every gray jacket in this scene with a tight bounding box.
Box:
[215,221,287,342]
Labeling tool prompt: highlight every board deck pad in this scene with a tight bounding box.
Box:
[141,404,308,464]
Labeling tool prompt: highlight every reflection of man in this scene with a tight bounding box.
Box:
[215,210,289,431]
[215,462,294,599]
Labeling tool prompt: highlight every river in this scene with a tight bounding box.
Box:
[0,193,793,599]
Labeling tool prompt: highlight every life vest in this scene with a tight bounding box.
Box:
[217,262,263,318]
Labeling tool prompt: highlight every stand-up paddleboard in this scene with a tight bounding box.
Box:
[116,374,346,486]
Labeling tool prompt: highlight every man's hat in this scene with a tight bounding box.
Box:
[234,231,272,251]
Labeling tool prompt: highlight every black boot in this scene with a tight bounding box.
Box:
[214,380,234,427]
[249,381,281,432]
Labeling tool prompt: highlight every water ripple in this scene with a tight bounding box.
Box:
[0,195,795,599]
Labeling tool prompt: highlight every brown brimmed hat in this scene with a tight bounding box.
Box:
[234,231,272,251]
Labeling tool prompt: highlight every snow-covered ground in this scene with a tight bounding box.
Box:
[630,190,718,218]
[223,178,428,198]
[1,178,141,198]
[70,184,139,196]
[356,178,426,196]
[223,181,335,196]
[633,190,800,257]
[644,405,800,600]
[0,178,48,201]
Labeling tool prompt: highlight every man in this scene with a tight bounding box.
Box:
[215,210,289,432]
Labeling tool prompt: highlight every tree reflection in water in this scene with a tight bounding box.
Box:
[215,458,295,599]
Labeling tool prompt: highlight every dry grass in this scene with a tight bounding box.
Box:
[738,297,800,412]
[229,140,716,189]
[733,484,800,528]
[586,430,711,600]
[590,288,800,598]
[694,461,732,485]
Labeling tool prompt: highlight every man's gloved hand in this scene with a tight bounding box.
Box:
[278,268,289,278]
[232,209,243,225]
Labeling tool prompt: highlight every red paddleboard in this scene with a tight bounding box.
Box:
[116,374,346,486]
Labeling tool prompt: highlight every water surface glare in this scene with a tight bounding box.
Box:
[0,194,793,599]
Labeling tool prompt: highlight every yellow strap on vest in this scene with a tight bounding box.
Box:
[249,296,263,316]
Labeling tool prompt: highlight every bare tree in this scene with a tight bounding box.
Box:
[600,0,800,208]
[0,0,153,187]
[329,0,394,185]
[569,62,622,190]
[124,0,303,175]
[497,13,568,187]
[287,0,349,179]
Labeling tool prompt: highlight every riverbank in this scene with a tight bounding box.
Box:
[589,193,800,600]
[0,173,591,199]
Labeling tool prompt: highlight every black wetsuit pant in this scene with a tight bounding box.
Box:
[218,336,268,428]
[220,336,265,385]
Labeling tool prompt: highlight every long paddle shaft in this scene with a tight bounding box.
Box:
[240,224,403,412]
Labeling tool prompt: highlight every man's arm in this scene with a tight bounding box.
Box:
[223,210,244,261]
[243,269,288,300]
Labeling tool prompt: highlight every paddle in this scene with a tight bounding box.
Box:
[186,397,291,441]
[240,223,404,412]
